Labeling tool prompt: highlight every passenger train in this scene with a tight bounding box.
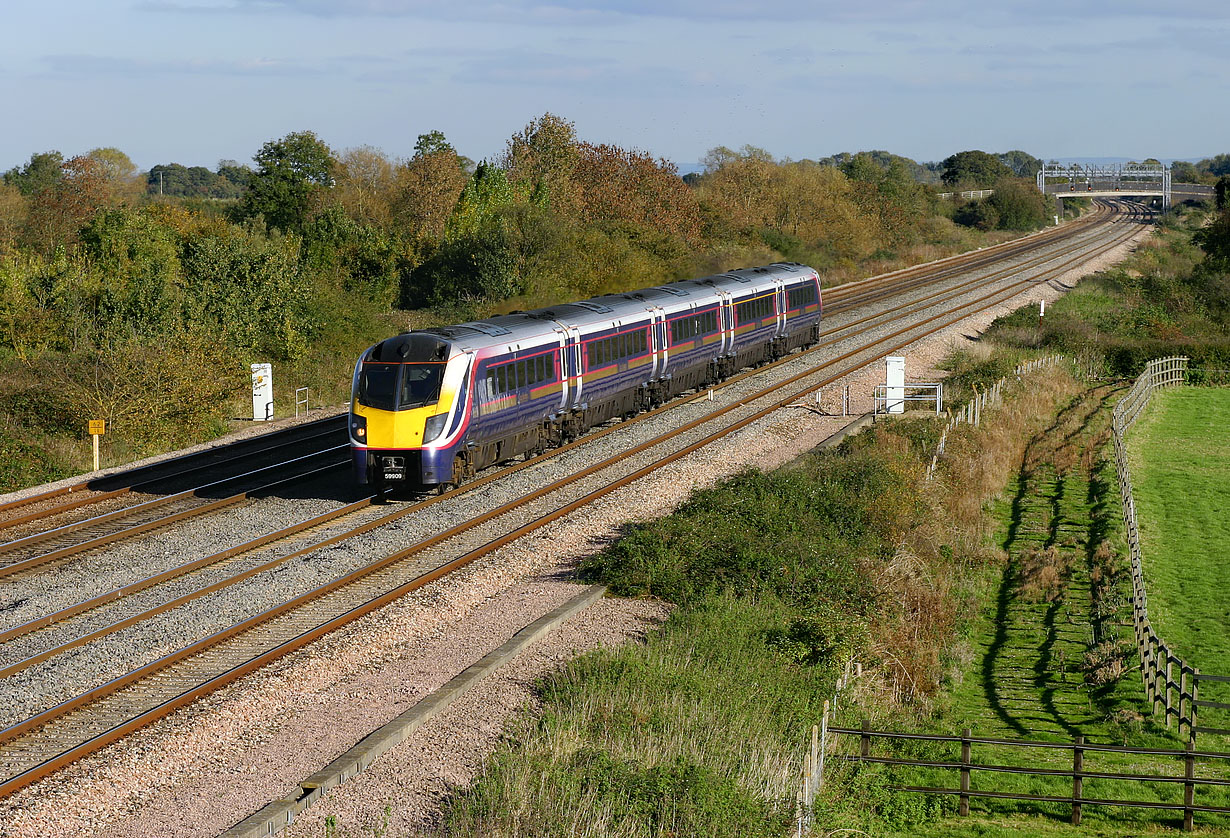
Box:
[349,262,823,488]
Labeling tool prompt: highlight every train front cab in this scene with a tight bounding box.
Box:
[350,332,472,487]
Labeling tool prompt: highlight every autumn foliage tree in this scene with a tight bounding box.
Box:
[572,143,702,246]
[24,155,110,253]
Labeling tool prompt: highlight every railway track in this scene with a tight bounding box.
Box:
[0,202,1149,798]
[0,415,349,534]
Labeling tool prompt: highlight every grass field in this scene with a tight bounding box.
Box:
[859,384,1230,834]
[1128,386,1230,734]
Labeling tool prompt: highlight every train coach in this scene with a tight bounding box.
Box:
[349,262,822,488]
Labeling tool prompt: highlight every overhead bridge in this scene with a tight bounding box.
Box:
[1037,163,1214,209]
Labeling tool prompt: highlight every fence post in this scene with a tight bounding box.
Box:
[1181,667,1191,737]
[1071,735,1084,826]
[1192,669,1200,743]
[959,728,971,817]
[1184,740,1196,832]
[811,723,819,797]
[1166,658,1174,728]
[818,701,830,791]
[861,719,871,759]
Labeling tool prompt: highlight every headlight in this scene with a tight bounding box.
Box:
[423,413,448,443]
[350,413,367,442]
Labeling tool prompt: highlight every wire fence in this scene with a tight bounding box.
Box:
[795,660,861,837]
[924,355,1064,482]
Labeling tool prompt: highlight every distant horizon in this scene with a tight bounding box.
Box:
[4,1,1226,181]
[6,145,1221,180]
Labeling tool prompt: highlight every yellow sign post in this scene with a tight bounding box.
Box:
[88,419,105,471]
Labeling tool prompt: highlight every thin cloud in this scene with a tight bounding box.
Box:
[38,54,330,78]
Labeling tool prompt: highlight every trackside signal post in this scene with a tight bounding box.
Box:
[88,419,105,471]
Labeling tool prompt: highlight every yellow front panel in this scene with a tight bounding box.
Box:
[356,402,436,448]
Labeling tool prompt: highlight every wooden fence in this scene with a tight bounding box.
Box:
[1109,356,1230,740]
[826,723,1230,832]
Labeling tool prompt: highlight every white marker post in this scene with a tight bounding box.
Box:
[251,363,273,421]
[886,356,905,414]
[88,419,105,472]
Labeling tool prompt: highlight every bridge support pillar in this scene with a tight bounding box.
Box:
[1055,196,1063,220]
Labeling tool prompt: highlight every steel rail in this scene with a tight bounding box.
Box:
[0,424,349,536]
[0,447,349,579]
[0,414,347,527]
[819,204,1112,311]
[0,205,1145,798]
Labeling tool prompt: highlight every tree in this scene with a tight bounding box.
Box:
[941,150,1013,187]
[500,112,581,211]
[80,206,183,336]
[986,179,1047,230]
[414,130,454,158]
[148,163,244,199]
[0,183,27,253]
[3,151,64,196]
[217,159,252,188]
[998,150,1043,179]
[24,155,110,253]
[1171,161,1200,183]
[238,130,336,232]
[571,143,703,245]
[391,148,469,246]
[1193,207,1230,269]
[332,146,395,228]
[1204,154,1230,177]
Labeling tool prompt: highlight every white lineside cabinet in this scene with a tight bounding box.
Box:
[885,355,905,414]
[251,363,273,421]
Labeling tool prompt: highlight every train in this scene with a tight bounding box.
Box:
[349,262,823,489]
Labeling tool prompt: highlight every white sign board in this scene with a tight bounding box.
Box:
[251,363,273,421]
[885,356,905,415]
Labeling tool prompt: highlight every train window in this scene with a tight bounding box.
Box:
[788,285,816,309]
[358,363,399,411]
[400,363,444,409]
[637,329,646,352]
[496,365,507,394]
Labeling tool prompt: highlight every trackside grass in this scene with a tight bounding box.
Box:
[1127,386,1230,734]
[440,368,1121,836]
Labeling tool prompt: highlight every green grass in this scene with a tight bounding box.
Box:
[867,384,1230,833]
[1129,387,1230,735]
[943,385,1149,743]
[445,595,823,837]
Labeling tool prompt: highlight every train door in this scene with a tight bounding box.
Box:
[718,291,734,356]
[650,306,667,378]
[775,282,787,337]
[554,327,570,410]
[562,325,583,409]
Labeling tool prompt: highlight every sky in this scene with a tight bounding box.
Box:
[1,0,1226,174]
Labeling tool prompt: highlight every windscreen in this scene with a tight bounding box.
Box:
[357,363,400,411]
[400,363,445,408]
[358,362,446,411]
